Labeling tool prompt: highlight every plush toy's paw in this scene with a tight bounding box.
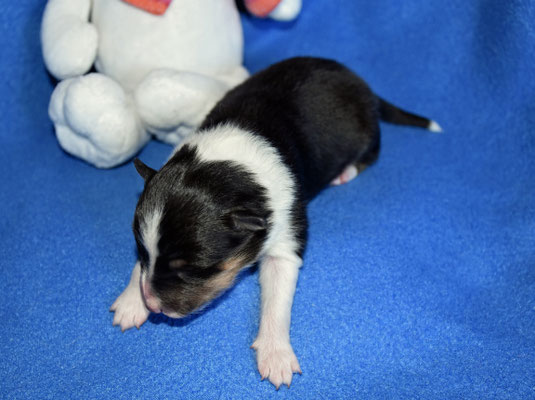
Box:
[41,0,98,79]
[49,73,150,168]
[252,338,302,389]
[43,22,98,79]
[110,284,149,332]
[217,66,250,88]
[135,69,229,145]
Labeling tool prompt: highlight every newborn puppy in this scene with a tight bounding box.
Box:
[110,57,440,388]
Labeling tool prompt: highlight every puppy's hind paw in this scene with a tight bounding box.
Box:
[331,164,358,186]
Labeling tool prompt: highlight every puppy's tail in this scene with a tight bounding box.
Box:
[377,97,442,132]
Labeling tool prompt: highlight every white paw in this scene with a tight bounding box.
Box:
[110,285,149,332]
[252,339,301,389]
[331,164,358,186]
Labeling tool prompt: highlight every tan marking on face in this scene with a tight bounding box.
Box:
[221,257,248,272]
[202,257,248,300]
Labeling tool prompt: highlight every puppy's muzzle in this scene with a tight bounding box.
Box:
[141,280,162,314]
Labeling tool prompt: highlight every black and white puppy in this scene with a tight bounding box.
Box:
[110,57,440,388]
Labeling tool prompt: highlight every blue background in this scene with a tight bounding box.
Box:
[1,1,534,398]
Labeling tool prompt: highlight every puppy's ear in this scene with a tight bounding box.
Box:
[134,158,156,182]
[229,210,267,233]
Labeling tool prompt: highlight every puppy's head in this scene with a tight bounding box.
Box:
[132,147,271,318]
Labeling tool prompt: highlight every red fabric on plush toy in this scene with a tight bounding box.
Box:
[41,0,301,168]
[123,0,172,15]
[245,0,281,17]
[245,0,301,20]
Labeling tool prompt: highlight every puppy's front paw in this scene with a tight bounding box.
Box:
[252,339,302,389]
[110,286,149,332]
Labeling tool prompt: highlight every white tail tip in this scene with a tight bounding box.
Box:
[428,120,443,133]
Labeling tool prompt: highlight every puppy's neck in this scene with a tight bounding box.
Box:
[179,123,299,260]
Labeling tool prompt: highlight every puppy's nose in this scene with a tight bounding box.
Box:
[142,281,162,314]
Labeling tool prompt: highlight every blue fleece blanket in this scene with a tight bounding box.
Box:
[1,1,534,398]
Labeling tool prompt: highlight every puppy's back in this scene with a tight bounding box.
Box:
[200,57,379,200]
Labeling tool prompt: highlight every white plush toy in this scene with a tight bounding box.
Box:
[42,0,301,168]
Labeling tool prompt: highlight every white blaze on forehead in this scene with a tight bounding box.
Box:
[140,207,163,278]
[179,123,299,259]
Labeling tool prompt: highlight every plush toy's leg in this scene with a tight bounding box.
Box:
[135,69,245,145]
[49,73,149,168]
[217,65,250,88]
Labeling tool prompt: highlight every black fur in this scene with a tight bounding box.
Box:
[133,146,271,315]
[202,57,433,199]
[378,98,430,128]
[134,57,434,316]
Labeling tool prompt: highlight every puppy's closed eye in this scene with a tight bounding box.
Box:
[169,259,187,269]
[168,259,194,281]
[167,260,212,282]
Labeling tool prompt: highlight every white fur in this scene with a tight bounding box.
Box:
[42,0,244,87]
[41,0,97,79]
[428,120,443,133]
[134,69,230,144]
[49,73,150,168]
[181,124,301,261]
[91,0,244,91]
[181,124,303,388]
[42,0,248,168]
[111,209,163,326]
[331,164,358,186]
[252,256,302,388]
[110,261,149,331]
[140,207,163,279]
